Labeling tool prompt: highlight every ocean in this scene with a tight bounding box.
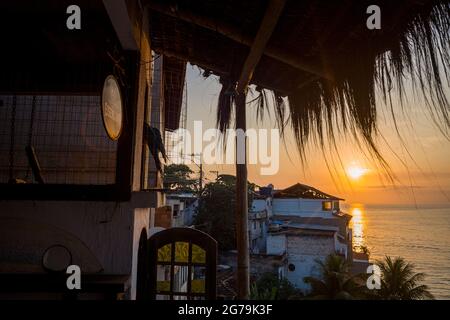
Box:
[347,204,450,300]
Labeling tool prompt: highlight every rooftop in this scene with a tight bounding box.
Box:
[273,183,344,200]
[272,214,350,236]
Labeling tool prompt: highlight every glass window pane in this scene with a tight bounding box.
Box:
[173,265,189,293]
[191,266,206,293]
[173,295,188,300]
[157,244,172,262]
[175,242,189,263]
[156,264,171,292]
[192,244,206,264]
[322,201,332,211]
[156,294,170,300]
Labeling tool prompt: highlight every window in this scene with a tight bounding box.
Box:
[173,204,180,217]
[333,201,340,210]
[0,95,118,185]
[149,228,217,300]
[288,263,296,272]
[322,201,332,211]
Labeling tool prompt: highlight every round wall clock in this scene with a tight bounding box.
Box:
[101,75,123,140]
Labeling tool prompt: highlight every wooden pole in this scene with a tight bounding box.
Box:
[235,92,249,299]
[233,0,286,300]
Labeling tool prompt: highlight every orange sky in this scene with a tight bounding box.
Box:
[182,65,450,207]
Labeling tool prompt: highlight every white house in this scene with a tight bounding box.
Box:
[249,183,353,292]
[166,192,198,227]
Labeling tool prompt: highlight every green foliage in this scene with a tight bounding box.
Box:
[250,273,303,300]
[194,174,255,250]
[374,256,434,300]
[305,254,434,300]
[304,254,366,300]
[250,282,277,300]
[163,164,197,192]
[194,176,236,250]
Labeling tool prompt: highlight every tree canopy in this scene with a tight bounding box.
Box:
[163,164,198,192]
[303,254,366,300]
[194,174,256,250]
[374,256,434,300]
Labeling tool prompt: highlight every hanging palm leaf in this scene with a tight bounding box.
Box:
[144,123,168,173]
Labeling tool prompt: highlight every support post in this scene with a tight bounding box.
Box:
[235,92,249,299]
[233,0,286,300]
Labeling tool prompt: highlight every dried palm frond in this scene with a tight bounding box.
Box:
[216,77,236,133]
[214,1,450,174]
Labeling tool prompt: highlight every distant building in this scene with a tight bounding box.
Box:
[249,183,357,292]
[166,192,199,227]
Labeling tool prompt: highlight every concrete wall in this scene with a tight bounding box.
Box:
[0,200,154,300]
[0,201,140,275]
[272,199,338,218]
[182,200,198,226]
[284,235,335,291]
[266,234,286,255]
[251,199,267,212]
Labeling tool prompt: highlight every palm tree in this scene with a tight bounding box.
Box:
[250,272,303,300]
[304,254,365,300]
[375,256,434,300]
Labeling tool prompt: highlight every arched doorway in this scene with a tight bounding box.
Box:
[148,228,217,300]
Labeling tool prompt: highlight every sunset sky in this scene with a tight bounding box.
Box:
[182,65,450,207]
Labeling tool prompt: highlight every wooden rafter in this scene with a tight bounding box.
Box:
[145,0,330,80]
[236,0,286,93]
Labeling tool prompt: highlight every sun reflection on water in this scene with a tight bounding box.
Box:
[350,204,366,252]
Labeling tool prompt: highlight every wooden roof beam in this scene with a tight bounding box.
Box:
[236,0,286,93]
[146,0,331,80]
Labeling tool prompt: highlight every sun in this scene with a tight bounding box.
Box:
[346,163,369,180]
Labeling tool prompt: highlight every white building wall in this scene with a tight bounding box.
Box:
[0,200,137,274]
[272,199,335,218]
[266,234,286,255]
[183,200,198,226]
[284,235,335,291]
[166,198,185,227]
[0,199,159,300]
[251,199,268,212]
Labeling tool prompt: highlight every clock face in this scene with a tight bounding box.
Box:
[101,75,123,140]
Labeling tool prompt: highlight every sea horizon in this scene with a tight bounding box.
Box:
[346,204,450,299]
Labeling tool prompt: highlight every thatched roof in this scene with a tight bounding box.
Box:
[163,56,186,131]
[147,0,450,164]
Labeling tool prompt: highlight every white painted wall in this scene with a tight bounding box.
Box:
[251,199,267,212]
[272,199,338,218]
[284,235,335,291]
[266,234,286,255]
[182,200,198,226]
[0,200,152,299]
[166,198,185,227]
